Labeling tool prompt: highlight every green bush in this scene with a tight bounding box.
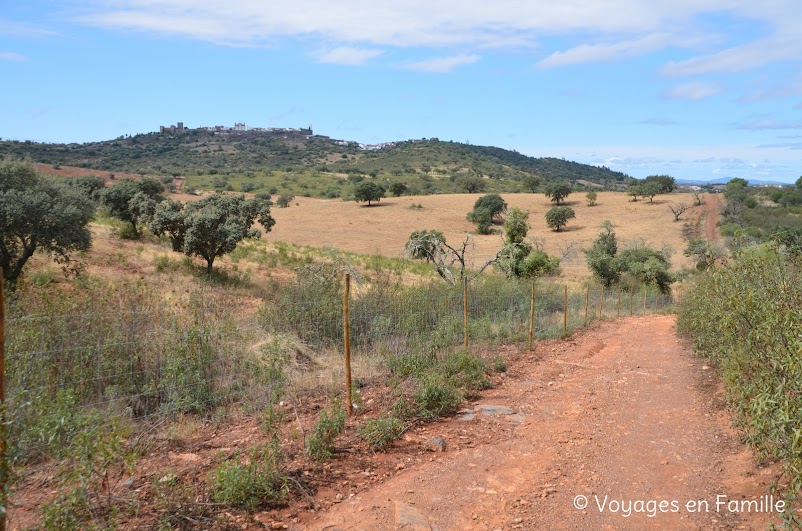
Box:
[677,244,802,518]
[413,376,462,419]
[357,416,405,451]
[306,402,346,460]
[210,441,288,510]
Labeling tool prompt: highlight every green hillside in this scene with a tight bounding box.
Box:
[0,130,630,198]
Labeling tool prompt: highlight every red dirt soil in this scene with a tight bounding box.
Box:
[309,315,781,530]
[10,316,782,530]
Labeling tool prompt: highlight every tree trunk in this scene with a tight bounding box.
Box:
[206,258,214,275]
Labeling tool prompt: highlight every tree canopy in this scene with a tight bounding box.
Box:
[545,206,575,231]
[644,175,676,194]
[389,182,408,197]
[353,181,385,206]
[149,194,275,273]
[544,183,572,205]
[0,158,94,283]
[102,177,164,237]
[584,222,674,293]
[472,194,507,220]
[522,174,541,193]
[495,208,559,279]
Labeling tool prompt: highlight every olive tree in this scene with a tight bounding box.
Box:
[0,158,94,283]
[149,194,275,274]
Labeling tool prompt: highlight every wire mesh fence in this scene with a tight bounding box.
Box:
[2,275,677,462]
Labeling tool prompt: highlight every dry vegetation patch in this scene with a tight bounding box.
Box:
[267,192,700,280]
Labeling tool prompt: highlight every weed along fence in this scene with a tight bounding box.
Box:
[0,271,677,523]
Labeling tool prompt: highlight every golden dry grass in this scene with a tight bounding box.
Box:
[267,192,701,281]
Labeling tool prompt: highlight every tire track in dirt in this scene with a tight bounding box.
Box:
[309,316,779,530]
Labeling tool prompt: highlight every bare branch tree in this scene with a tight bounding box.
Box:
[668,204,688,222]
[691,190,704,206]
[405,231,503,285]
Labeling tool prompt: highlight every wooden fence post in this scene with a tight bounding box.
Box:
[528,281,535,350]
[563,285,568,337]
[629,290,633,316]
[0,268,6,531]
[463,277,469,351]
[343,273,353,417]
[599,286,604,320]
[617,285,621,319]
[584,284,589,325]
[643,289,647,313]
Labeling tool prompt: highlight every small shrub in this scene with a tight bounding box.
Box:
[413,376,462,420]
[306,402,346,460]
[492,355,507,373]
[154,255,180,272]
[210,441,288,510]
[357,416,405,452]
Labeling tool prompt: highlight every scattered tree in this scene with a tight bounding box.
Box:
[149,194,275,274]
[389,182,408,197]
[353,181,385,206]
[642,181,661,203]
[584,222,620,286]
[69,175,106,202]
[684,238,725,270]
[102,177,164,238]
[627,182,642,201]
[691,189,704,206]
[277,194,295,208]
[467,194,507,234]
[544,183,572,205]
[459,175,486,193]
[0,158,94,283]
[545,206,576,231]
[668,204,688,222]
[472,194,507,221]
[523,174,541,193]
[644,175,676,194]
[583,222,674,293]
[495,208,559,278]
[585,190,598,206]
[405,231,501,284]
[796,176,802,190]
[467,207,493,234]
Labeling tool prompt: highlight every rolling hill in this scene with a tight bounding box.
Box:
[0,129,631,198]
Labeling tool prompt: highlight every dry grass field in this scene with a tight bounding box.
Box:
[267,192,701,280]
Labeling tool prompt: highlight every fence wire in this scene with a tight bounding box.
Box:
[4,277,675,460]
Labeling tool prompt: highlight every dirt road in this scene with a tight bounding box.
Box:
[704,194,721,242]
[310,316,779,530]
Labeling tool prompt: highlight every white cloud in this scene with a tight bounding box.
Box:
[537,33,672,68]
[65,1,802,76]
[662,33,802,76]
[0,19,57,38]
[664,81,722,100]
[404,54,480,73]
[0,51,28,62]
[734,118,802,130]
[316,46,382,65]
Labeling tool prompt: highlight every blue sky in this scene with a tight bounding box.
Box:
[1,1,801,182]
